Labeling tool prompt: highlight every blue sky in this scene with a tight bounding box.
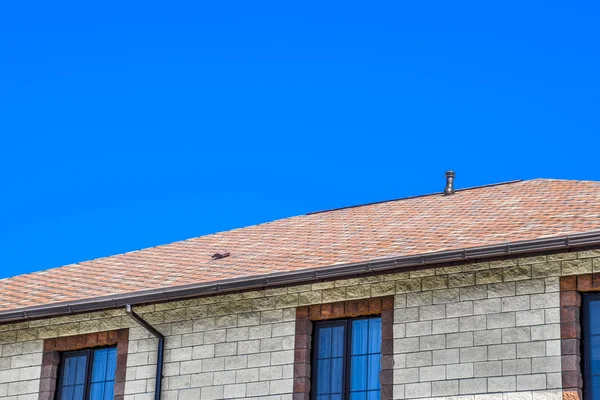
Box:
[0,1,598,279]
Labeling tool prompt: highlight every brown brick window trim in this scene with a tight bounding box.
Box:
[39,329,129,400]
[293,296,394,400]
[559,275,600,400]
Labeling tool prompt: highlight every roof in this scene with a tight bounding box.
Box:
[2,178,600,316]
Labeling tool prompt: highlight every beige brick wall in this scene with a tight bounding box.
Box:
[0,249,599,400]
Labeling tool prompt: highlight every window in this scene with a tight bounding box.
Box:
[313,316,382,400]
[56,347,118,400]
[583,294,600,400]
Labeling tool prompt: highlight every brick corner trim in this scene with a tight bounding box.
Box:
[293,296,394,400]
[559,274,600,400]
[39,328,129,400]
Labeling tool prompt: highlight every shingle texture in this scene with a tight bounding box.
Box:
[1,179,600,312]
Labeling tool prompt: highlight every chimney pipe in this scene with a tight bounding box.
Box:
[444,171,455,195]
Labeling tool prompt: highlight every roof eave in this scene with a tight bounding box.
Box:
[2,229,600,325]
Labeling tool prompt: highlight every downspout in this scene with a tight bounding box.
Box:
[125,304,164,400]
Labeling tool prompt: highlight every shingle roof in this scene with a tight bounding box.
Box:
[2,179,600,313]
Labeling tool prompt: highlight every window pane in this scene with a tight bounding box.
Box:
[70,384,85,400]
[351,317,381,399]
[585,297,600,400]
[105,348,117,382]
[331,325,345,357]
[59,353,88,400]
[92,349,108,382]
[90,347,117,400]
[351,355,368,391]
[368,318,382,354]
[314,322,346,398]
[367,354,381,390]
[350,392,367,400]
[352,319,368,355]
[317,359,331,394]
[592,376,600,400]
[60,386,73,400]
[330,357,344,394]
[319,327,333,358]
[590,301,600,333]
[90,382,105,399]
[103,381,115,400]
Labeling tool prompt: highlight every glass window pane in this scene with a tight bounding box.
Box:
[367,354,381,390]
[317,359,331,394]
[330,357,343,394]
[60,386,73,400]
[352,320,368,355]
[368,318,382,354]
[89,348,118,400]
[319,327,333,358]
[331,326,345,357]
[90,382,104,399]
[72,384,85,400]
[103,381,115,400]
[92,349,108,382]
[590,301,600,334]
[351,355,368,391]
[314,322,346,398]
[350,392,367,400]
[63,354,87,386]
[105,348,117,382]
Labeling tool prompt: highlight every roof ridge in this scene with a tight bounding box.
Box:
[306,179,524,215]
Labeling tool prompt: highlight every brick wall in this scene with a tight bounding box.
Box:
[0,249,598,400]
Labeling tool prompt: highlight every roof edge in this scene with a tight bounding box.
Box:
[306,179,523,215]
[2,229,600,324]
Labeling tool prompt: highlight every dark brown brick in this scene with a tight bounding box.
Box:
[563,370,583,389]
[293,377,310,393]
[562,355,581,372]
[578,274,592,291]
[332,302,345,318]
[296,306,309,319]
[320,303,333,319]
[381,296,394,311]
[561,291,581,307]
[561,306,580,323]
[345,301,357,317]
[294,348,309,363]
[561,276,577,291]
[561,322,581,339]
[369,298,382,313]
[592,273,600,289]
[294,362,311,378]
[562,338,581,355]
[309,305,321,320]
[357,299,370,315]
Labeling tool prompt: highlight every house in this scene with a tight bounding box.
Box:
[1,176,600,400]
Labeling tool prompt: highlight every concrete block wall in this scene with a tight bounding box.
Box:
[0,249,599,399]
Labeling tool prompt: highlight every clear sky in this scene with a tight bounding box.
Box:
[0,1,598,279]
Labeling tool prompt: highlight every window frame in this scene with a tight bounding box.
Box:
[55,345,118,400]
[311,315,382,400]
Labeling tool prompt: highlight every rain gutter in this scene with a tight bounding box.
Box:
[2,230,600,324]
